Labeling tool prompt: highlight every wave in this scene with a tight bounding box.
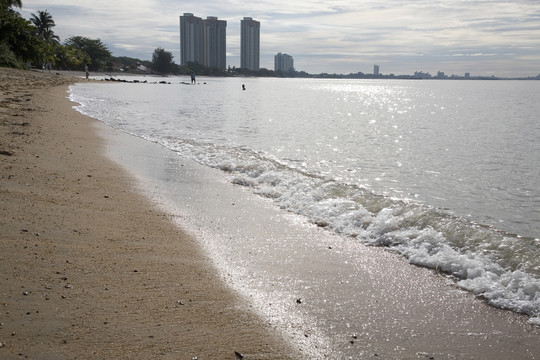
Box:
[160,137,540,325]
[69,84,540,325]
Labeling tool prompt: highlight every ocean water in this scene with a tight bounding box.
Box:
[69,77,540,329]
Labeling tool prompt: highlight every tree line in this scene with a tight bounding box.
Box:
[0,0,112,71]
[0,1,182,74]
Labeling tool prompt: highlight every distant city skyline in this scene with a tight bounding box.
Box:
[20,1,540,77]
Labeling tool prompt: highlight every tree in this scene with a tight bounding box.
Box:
[152,47,174,74]
[0,2,45,68]
[65,36,111,70]
[54,44,90,70]
[1,0,22,9]
[31,10,59,43]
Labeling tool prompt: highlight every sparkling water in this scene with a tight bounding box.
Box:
[70,77,540,325]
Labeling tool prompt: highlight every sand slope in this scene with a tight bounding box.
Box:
[0,68,297,359]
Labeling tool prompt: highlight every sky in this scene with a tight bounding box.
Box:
[20,0,540,77]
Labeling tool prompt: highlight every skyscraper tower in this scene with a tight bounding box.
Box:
[180,13,204,66]
[241,17,260,71]
[203,17,227,70]
[180,14,227,70]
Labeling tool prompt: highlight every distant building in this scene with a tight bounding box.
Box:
[180,13,227,70]
[203,16,227,70]
[241,17,260,71]
[437,71,447,79]
[180,13,204,66]
[274,53,294,72]
[465,72,470,79]
[374,64,379,76]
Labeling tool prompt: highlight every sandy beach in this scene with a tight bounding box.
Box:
[0,68,298,359]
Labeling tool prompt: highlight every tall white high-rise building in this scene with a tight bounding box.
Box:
[203,16,227,70]
[274,53,294,72]
[241,17,260,71]
[180,13,227,70]
[374,64,380,76]
[180,13,204,66]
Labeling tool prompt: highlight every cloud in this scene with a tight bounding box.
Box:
[20,0,540,76]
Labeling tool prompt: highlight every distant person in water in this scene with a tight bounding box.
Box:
[190,72,196,84]
[85,64,89,79]
[242,84,246,91]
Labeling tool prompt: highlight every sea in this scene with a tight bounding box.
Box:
[69,76,540,356]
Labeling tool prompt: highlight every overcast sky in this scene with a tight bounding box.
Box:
[20,0,540,77]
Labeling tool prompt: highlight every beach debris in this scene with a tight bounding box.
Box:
[65,284,72,289]
[352,333,358,339]
[296,298,303,304]
[177,300,185,305]
[0,342,4,348]
[0,150,13,156]
[234,351,244,359]
[22,291,28,296]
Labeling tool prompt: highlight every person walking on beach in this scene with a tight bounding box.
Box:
[190,72,196,84]
[85,64,89,80]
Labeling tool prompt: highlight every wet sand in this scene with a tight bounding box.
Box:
[102,119,540,360]
[0,68,298,359]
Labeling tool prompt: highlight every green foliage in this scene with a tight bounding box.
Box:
[151,47,174,74]
[1,0,22,10]
[0,6,46,67]
[54,44,91,70]
[65,36,111,71]
[0,42,24,68]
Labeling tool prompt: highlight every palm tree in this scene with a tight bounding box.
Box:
[31,10,59,43]
[1,0,22,9]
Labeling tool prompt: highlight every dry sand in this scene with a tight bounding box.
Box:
[0,68,298,359]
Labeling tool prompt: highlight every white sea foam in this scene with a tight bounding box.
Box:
[162,140,540,323]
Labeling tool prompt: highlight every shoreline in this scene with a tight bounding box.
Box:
[0,68,298,359]
[2,68,539,359]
